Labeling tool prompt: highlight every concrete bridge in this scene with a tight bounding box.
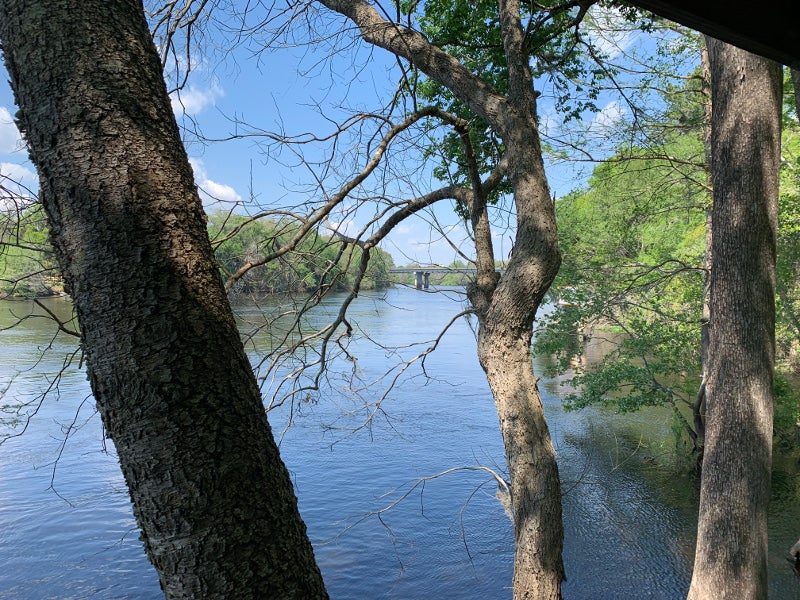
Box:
[389,267,505,290]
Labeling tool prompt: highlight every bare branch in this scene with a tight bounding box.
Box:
[315,0,506,126]
[33,299,80,338]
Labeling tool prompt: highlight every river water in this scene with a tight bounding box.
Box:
[1,287,799,599]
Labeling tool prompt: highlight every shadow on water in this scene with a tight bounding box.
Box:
[541,381,800,599]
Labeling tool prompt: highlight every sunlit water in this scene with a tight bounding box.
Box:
[1,288,799,599]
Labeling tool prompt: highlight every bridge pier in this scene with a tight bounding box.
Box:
[414,271,431,290]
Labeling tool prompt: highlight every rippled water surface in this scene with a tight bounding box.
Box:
[1,289,799,599]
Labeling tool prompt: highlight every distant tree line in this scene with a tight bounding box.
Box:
[0,209,395,297]
[0,205,57,297]
[208,212,394,295]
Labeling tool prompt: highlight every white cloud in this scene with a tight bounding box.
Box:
[0,162,38,211]
[201,178,242,204]
[170,81,224,117]
[590,100,626,133]
[586,6,640,60]
[0,162,36,184]
[189,158,242,206]
[0,107,23,154]
[329,219,359,237]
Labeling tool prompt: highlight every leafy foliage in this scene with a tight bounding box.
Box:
[536,61,800,453]
[776,85,800,367]
[400,0,653,215]
[537,148,707,425]
[0,205,59,297]
[534,41,710,450]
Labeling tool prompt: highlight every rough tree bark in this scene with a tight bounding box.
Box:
[0,1,328,598]
[314,1,565,598]
[687,38,781,600]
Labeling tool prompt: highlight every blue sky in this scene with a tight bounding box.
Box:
[0,5,666,266]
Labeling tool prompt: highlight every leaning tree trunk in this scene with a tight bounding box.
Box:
[472,114,564,600]
[485,5,565,596]
[687,38,781,600]
[467,6,565,594]
[0,1,328,598]
[468,154,564,599]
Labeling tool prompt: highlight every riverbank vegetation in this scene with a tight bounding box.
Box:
[208,212,394,294]
[0,205,58,297]
[535,50,800,463]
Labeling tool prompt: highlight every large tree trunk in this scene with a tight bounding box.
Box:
[477,152,563,600]
[687,38,781,600]
[0,1,328,597]
[478,337,563,599]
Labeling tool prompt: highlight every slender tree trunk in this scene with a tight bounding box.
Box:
[475,322,563,600]
[467,6,564,596]
[468,113,564,598]
[0,1,328,597]
[693,43,714,457]
[486,6,564,593]
[687,38,781,600]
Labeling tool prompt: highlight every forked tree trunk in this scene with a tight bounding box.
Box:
[314,1,565,597]
[474,4,564,595]
[0,1,328,597]
[687,38,781,600]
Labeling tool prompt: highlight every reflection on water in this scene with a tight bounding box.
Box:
[1,289,799,599]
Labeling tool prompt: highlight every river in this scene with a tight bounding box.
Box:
[1,287,799,599]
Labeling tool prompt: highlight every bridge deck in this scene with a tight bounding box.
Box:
[389,268,506,274]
